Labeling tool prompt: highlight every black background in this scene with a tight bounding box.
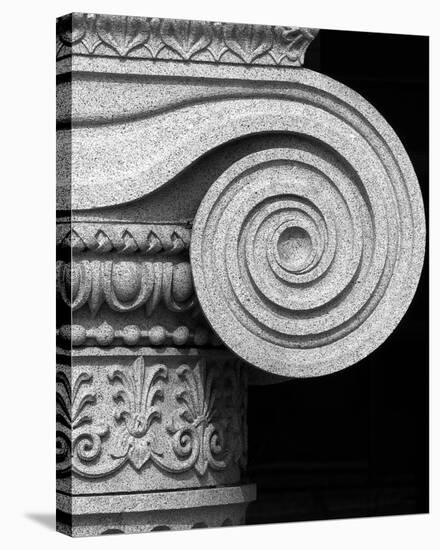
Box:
[247,29,429,524]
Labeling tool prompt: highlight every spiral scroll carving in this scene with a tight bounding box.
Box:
[191,146,425,378]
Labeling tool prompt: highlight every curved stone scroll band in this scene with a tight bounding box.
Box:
[191,144,425,378]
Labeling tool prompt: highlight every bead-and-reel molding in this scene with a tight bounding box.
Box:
[191,95,425,378]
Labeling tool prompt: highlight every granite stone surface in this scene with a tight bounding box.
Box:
[56,11,425,537]
[57,486,255,536]
[191,138,425,377]
[56,351,247,494]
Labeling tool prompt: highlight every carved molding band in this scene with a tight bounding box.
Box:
[56,223,191,256]
[57,260,195,317]
[57,356,247,493]
[56,13,318,67]
[57,323,220,347]
[56,485,255,536]
[58,508,246,537]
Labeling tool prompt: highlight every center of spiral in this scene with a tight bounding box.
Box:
[277,226,313,272]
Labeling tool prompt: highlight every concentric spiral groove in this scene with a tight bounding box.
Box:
[191,128,425,378]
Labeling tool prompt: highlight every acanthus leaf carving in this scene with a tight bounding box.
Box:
[95,15,150,56]
[108,358,168,470]
[166,361,228,475]
[57,13,101,54]
[57,358,246,482]
[56,14,317,67]
[223,23,273,64]
[207,22,228,62]
[271,26,319,65]
[56,369,109,476]
[57,12,87,45]
[144,18,166,58]
[160,19,213,61]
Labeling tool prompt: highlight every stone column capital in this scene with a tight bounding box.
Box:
[57,13,425,535]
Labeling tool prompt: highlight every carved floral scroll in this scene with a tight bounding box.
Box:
[56,357,247,486]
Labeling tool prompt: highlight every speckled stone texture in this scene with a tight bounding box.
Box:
[191,136,425,378]
[57,11,424,537]
[57,485,256,537]
[57,350,247,494]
